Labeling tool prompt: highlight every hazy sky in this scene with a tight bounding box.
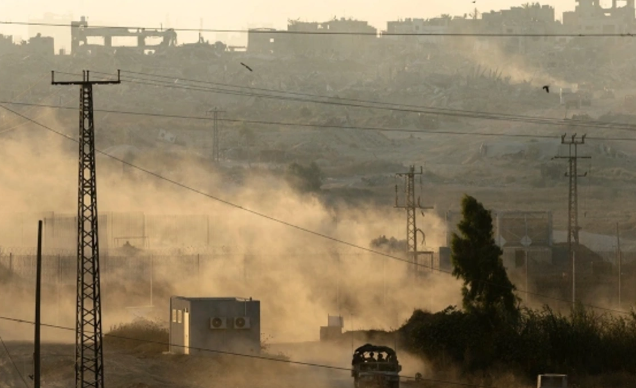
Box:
[0,0,607,48]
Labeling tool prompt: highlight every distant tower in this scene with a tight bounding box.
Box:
[394,166,434,276]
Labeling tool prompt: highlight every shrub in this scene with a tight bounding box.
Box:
[285,162,324,193]
[105,319,169,354]
[400,305,636,378]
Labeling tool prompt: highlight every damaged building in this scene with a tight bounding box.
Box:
[563,0,636,34]
[0,32,55,57]
[71,16,177,55]
[384,17,451,46]
[481,4,560,53]
[247,28,278,55]
[248,17,378,58]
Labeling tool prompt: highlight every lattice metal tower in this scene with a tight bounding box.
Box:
[554,134,589,252]
[53,70,120,388]
[395,166,433,276]
[554,133,589,303]
[208,108,225,163]
[213,108,220,162]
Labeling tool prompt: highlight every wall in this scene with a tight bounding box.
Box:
[0,211,225,252]
[385,19,449,44]
[495,211,553,248]
[247,28,277,54]
[169,297,190,354]
[186,298,260,355]
[283,19,377,58]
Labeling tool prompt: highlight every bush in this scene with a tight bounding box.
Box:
[400,304,636,379]
[105,319,169,354]
[285,162,324,193]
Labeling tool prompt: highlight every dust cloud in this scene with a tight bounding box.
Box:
[467,37,572,89]
[0,111,462,345]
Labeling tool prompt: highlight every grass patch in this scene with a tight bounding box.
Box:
[105,319,169,355]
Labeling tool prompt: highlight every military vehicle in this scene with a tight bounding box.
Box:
[537,374,567,388]
[351,344,401,388]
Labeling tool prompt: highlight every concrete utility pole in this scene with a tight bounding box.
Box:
[395,166,433,277]
[554,133,589,305]
[53,70,120,388]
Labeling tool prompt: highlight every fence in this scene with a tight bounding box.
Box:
[0,253,246,287]
[0,212,233,252]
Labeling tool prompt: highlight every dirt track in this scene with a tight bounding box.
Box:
[0,341,353,388]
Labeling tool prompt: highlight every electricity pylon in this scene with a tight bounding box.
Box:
[395,166,434,277]
[53,70,120,388]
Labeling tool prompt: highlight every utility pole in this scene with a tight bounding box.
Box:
[554,133,589,305]
[53,70,120,388]
[617,222,622,308]
[207,108,225,163]
[34,220,43,388]
[395,166,433,277]
[523,215,529,304]
[149,256,154,307]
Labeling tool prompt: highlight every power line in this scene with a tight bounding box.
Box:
[52,69,636,135]
[0,103,631,316]
[0,102,420,268]
[0,315,493,388]
[113,72,636,134]
[0,332,30,388]
[118,69,636,131]
[122,76,572,121]
[4,99,636,141]
[116,70,590,122]
[1,20,636,38]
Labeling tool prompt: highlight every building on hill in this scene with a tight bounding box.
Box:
[563,0,636,35]
[27,34,55,56]
[285,18,378,58]
[247,17,378,58]
[247,28,278,54]
[384,17,451,45]
[481,3,561,53]
[482,3,555,24]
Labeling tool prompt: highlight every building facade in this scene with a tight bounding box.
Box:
[169,296,261,356]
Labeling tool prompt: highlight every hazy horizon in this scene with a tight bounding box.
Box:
[0,0,584,49]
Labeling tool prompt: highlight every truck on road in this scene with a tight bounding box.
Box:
[537,374,567,388]
[351,344,401,388]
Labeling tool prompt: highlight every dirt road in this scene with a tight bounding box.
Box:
[0,341,353,388]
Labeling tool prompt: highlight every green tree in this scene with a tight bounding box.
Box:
[451,195,519,317]
[286,162,324,193]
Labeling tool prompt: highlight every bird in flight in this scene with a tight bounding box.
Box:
[240,62,253,72]
[542,85,550,93]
